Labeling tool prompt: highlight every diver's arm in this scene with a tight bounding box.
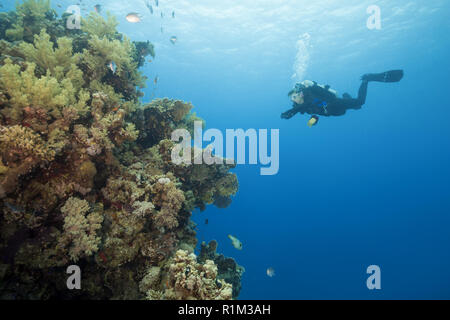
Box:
[281,107,299,119]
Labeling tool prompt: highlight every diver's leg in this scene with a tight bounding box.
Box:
[342,81,367,110]
[356,80,369,105]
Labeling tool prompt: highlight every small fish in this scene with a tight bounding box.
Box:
[154,76,158,85]
[57,4,62,8]
[228,234,243,250]
[94,4,102,14]
[205,219,209,225]
[172,11,175,18]
[170,36,177,44]
[266,267,275,277]
[126,12,142,23]
[155,0,159,7]
[108,61,117,74]
[148,59,152,63]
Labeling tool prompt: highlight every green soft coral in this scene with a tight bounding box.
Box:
[19,30,84,87]
[80,35,146,101]
[6,0,56,42]
[82,12,120,40]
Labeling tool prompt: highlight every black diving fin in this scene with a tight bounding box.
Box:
[361,70,404,83]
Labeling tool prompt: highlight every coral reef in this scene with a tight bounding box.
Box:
[199,240,245,299]
[144,250,233,300]
[0,0,240,300]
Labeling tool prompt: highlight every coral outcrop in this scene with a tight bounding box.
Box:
[144,250,233,300]
[199,240,245,299]
[0,1,240,300]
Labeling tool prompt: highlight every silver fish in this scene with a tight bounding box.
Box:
[126,13,142,23]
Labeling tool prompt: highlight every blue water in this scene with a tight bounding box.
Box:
[10,0,450,299]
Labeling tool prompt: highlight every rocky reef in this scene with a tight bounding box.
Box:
[0,0,241,300]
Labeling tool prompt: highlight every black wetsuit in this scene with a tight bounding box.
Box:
[281,70,404,121]
[281,81,368,119]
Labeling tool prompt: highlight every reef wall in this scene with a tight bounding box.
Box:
[0,0,241,300]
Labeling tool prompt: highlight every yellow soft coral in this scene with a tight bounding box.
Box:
[0,58,89,121]
[0,125,55,162]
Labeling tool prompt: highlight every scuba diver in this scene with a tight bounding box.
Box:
[281,70,404,127]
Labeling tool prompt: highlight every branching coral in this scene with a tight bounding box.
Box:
[0,125,56,197]
[0,125,55,163]
[58,197,103,262]
[151,177,185,230]
[157,250,232,300]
